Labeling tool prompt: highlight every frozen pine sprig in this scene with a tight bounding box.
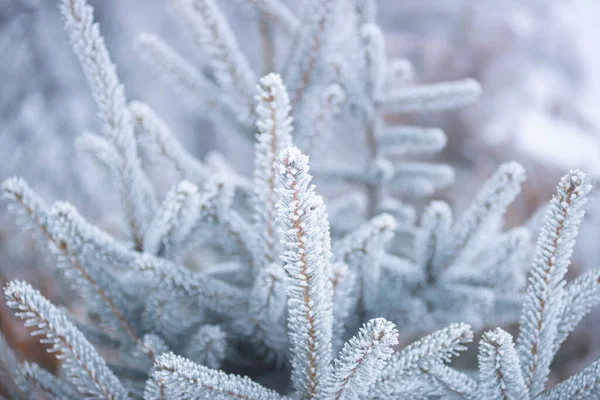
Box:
[322,318,398,400]
[555,268,600,349]
[360,23,386,99]
[4,281,128,400]
[276,146,334,398]
[284,0,341,104]
[130,101,210,184]
[468,170,600,399]
[442,161,526,267]
[135,33,240,125]
[60,0,156,248]
[370,322,473,398]
[143,180,203,259]
[246,262,289,363]
[478,328,526,400]
[381,78,482,113]
[18,361,79,400]
[296,83,346,154]
[414,200,452,283]
[517,170,591,398]
[539,359,600,400]
[334,213,396,318]
[173,0,257,119]
[378,126,447,155]
[152,353,284,400]
[2,176,50,237]
[253,73,294,272]
[184,325,227,369]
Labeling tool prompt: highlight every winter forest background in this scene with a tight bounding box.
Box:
[3,0,600,398]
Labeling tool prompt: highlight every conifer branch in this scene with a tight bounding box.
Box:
[4,281,128,399]
[276,147,334,398]
[517,170,591,397]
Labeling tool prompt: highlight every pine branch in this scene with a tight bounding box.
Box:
[2,177,50,238]
[360,23,386,100]
[554,268,600,351]
[478,328,526,400]
[246,263,288,363]
[174,0,257,117]
[60,0,156,248]
[322,318,398,400]
[442,162,526,267]
[414,201,452,286]
[130,101,210,184]
[373,323,473,398]
[296,83,345,154]
[18,361,77,400]
[184,325,227,369]
[253,73,294,273]
[517,170,591,397]
[275,147,334,398]
[334,213,396,316]
[134,253,247,319]
[539,359,600,400]
[4,281,128,399]
[330,262,356,354]
[421,363,478,399]
[378,126,447,155]
[389,162,455,197]
[135,33,242,126]
[143,180,203,258]
[285,0,341,104]
[153,353,284,400]
[381,78,481,113]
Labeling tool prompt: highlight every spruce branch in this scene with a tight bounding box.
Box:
[372,322,473,398]
[555,269,600,350]
[253,73,294,272]
[153,352,284,400]
[322,318,398,400]
[381,78,481,113]
[275,146,334,398]
[4,280,128,400]
[517,170,591,397]
[60,0,156,248]
[478,328,526,400]
[130,101,210,184]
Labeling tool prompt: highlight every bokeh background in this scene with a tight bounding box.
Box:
[2,0,600,387]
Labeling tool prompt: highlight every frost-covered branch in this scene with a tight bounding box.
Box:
[517,170,591,397]
[153,353,284,399]
[253,73,294,272]
[4,281,128,399]
[60,0,156,248]
[322,318,398,400]
[276,147,333,398]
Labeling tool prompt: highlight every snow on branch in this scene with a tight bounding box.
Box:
[322,318,398,400]
[517,170,591,397]
[4,280,128,399]
[130,101,210,184]
[152,352,284,399]
[253,73,294,272]
[60,0,156,247]
[381,78,481,113]
[478,328,526,400]
[275,146,333,398]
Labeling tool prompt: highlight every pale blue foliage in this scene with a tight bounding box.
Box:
[2,0,600,399]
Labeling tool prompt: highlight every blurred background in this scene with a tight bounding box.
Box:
[1,0,600,386]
